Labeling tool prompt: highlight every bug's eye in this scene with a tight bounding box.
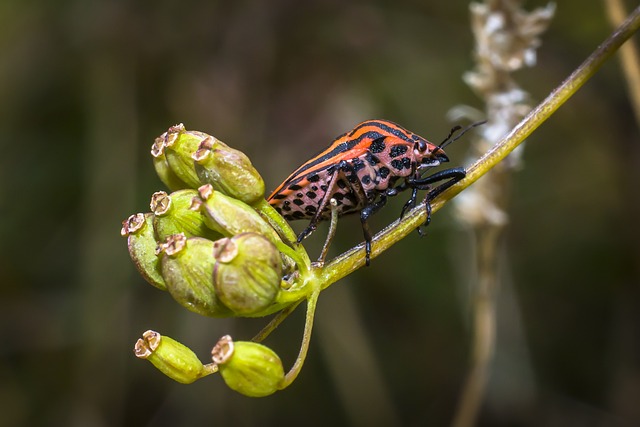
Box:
[416,140,427,152]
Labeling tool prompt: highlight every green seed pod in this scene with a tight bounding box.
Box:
[212,233,282,316]
[158,234,233,318]
[134,330,206,384]
[151,136,191,191]
[192,136,265,205]
[150,189,221,241]
[156,124,210,189]
[121,213,166,290]
[212,335,284,397]
[193,184,282,246]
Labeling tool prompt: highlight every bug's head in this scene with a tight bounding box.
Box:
[414,139,449,169]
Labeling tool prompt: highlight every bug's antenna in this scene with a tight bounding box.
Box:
[439,120,487,150]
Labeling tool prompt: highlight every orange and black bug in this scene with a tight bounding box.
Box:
[268,119,482,265]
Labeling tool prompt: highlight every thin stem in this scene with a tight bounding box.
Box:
[201,362,219,377]
[316,198,339,265]
[451,227,501,427]
[279,286,320,389]
[273,240,309,273]
[317,5,640,290]
[604,0,640,127]
[252,300,303,342]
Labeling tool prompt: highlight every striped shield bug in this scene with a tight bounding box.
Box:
[268,119,483,265]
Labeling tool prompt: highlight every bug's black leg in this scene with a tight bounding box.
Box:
[408,167,466,232]
[360,195,388,266]
[410,167,466,191]
[417,200,432,237]
[382,180,416,219]
[297,223,317,243]
[400,187,419,219]
[384,179,408,197]
[336,159,382,266]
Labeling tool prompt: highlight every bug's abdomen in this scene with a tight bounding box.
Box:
[269,166,364,221]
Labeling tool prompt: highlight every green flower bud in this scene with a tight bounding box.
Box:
[192,184,282,246]
[212,335,284,397]
[155,124,210,189]
[151,136,191,191]
[192,136,265,205]
[150,189,221,241]
[134,330,207,384]
[158,234,233,318]
[212,233,282,316]
[121,213,166,290]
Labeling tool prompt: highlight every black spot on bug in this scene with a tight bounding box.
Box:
[337,179,347,189]
[378,167,390,179]
[390,145,408,158]
[362,175,372,185]
[275,207,282,213]
[391,159,404,171]
[411,134,420,141]
[271,193,287,200]
[292,211,306,219]
[307,173,320,183]
[365,152,380,166]
[296,192,303,198]
[306,191,317,199]
[402,157,412,169]
[305,205,317,214]
[351,158,365,172]
[333,192,345,201]
[369,138,386,153]
[311,185,318,191]
[320,185,328,191]
[288,184,302,191]
[282,205,292,212]
[292,198,304,206]
[347,173,358,183]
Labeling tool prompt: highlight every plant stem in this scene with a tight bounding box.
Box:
[604,0,640,127]
[316,5,640,290]
[451,226,501,427]
[252,300,303,342]
[279,287,320,389]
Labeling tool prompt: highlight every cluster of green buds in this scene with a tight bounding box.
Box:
[123,124,312,397]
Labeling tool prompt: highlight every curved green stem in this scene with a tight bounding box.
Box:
[279,286,320,389]
[316,5,640,290]
[252,300,303,343]
[273,240,309,272]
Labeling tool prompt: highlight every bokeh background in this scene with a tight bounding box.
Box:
[2,0,639,426]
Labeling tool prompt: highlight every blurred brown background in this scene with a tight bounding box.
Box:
[1,0,639,426]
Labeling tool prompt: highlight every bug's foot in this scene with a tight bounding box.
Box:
[297,224,317,243]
